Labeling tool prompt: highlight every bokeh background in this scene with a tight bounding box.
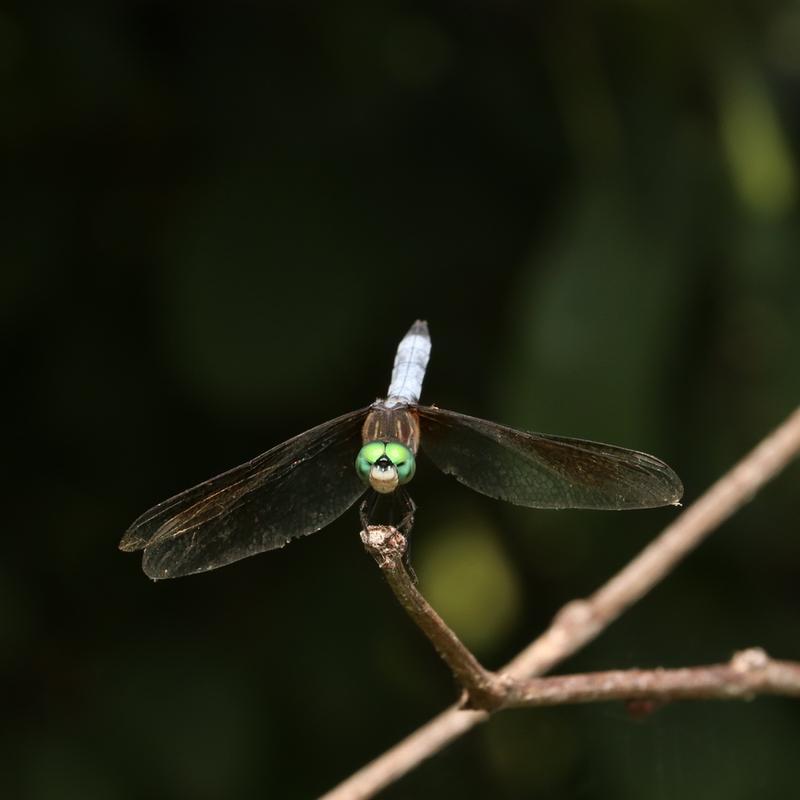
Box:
[3,2,800,798]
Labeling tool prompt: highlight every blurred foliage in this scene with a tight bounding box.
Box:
[2,1,799,798]
[417,509,522,654]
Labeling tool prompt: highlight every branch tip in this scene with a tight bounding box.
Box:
[360,524,407,569]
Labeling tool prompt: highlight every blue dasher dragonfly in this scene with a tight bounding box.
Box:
[120,321,682,579]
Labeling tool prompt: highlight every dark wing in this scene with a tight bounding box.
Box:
[120,408,369,579]
[417,407,683,510]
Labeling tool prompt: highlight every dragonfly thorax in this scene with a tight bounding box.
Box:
[356,441,416,494]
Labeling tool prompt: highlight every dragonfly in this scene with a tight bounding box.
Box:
[120,320,683,579]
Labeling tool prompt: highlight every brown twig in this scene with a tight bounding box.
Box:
[360,529,800,710]
[321,406,800,800]
[506,648,800,707]
[360,526,509,710]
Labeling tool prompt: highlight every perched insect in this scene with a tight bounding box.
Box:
[120,321,682,579]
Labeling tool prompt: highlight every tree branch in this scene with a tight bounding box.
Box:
[506,648,800,707]
[360,526,508,710]
[359,529,800,711]
[321,405,800,800]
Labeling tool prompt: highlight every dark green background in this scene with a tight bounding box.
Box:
[3,2,799,798]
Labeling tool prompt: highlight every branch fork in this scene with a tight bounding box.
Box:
[360,525,800,713]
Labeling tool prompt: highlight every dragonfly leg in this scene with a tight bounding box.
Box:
[359,494,376,531]
[397,490,418,583]
[397,490,416,536]
[360,490,417,579]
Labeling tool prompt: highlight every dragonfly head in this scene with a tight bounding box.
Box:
[356,441,416,494]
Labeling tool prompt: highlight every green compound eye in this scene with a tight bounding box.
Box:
[355,441,416,487]
[356,441,387,484]
[384,442,416,485]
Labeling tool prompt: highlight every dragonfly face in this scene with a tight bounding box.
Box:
[121,319,683,580]
[358,400,422,494]
[356,441,417,493]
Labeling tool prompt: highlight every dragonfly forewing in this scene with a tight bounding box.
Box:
[121,408,369,578]
[417,407,683,510]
